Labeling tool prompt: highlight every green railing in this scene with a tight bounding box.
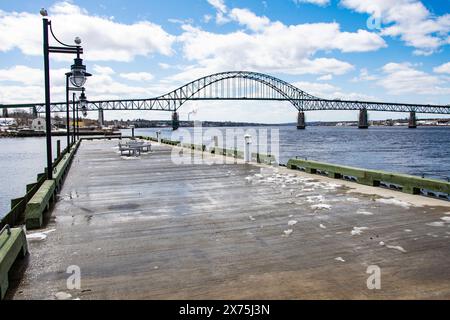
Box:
[287,158,450,200]
[0,140,80,229]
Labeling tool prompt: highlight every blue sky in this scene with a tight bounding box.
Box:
[0,0,449,123]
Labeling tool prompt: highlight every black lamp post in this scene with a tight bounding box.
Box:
[65,71,91,148]
[41,8,89,179]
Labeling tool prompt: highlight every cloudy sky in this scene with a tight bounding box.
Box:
[0,0,449,122]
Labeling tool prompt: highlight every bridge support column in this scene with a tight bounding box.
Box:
[172,112,179,131]
[358,108,369,129]
[98,108,105,127]
[408,111,417,129]
[2,108,8,118]
[31,106,38,119]
[297,111,306,129]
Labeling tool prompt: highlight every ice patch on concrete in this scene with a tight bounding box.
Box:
[404,229,412,232]
[386,245,406,253]
[249,215,256,221]
[335,257,345,262]
[440,217,450,222]
[376,198,411,209]
[26,229,55,242]
[356,209,373,216]
[307,195,324,203]
[351,226,369,236]
[283,229,293,236]
[346,197,360,202]
[319,224,327,229]
[55,292,72,300]
[311,203,331,210]
[426,221,446,227]
[288,220,298,226]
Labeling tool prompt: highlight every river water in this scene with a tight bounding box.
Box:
[1,126,449,217]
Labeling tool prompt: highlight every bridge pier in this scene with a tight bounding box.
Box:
[2,108,8,118]
[297,111,306,129]
[358,108,369,129]
[32,106,38,119]
[98,108,105,127]
[408,111,417,129]
[172,112,179,130]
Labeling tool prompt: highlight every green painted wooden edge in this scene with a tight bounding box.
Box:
[24,180,56,230]
[0,227,28,300]
[287,158,450,196]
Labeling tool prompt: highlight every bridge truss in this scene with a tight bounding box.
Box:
[1,71,449,114]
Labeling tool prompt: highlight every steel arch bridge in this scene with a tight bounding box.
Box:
[1,70,449,115]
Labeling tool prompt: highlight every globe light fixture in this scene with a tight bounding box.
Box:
[79,89,88,117]
[70,57,88,88]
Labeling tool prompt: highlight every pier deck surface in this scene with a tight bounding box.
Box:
[9,140,450,299]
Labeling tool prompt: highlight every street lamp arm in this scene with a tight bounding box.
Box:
[49,22,79,48]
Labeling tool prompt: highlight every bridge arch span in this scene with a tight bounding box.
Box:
[160,71,318,111]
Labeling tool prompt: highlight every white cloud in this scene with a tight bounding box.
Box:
[229,8,270,31]
[0,1,175,62]
[207,0,227,13]
[176,19,384,80]
[351,68,378,82]
[434,62,450,74]
[377,62,450,95]
[340,0,450,54]
[317,74,333,81]
[93,65,115,75]
[120,72,154,81]
[293,0,330,6]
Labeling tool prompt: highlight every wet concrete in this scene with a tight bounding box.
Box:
[9,139,450,299]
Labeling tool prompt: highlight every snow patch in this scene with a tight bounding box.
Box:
[376,198,411,209]
[311,204,331,210]
[386,245,406,253]
[288,220,298,226]
[351,226,369,236]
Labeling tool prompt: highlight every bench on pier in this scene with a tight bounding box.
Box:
[0,225,28,300]
[24,180,56,229]
[119,141,152,156]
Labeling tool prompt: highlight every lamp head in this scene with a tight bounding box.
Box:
[74,37,82,45]
[40,8,48,17]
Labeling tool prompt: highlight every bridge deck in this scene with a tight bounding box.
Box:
[8,140,450,299]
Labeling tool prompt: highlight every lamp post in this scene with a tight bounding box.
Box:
[66,72,91,147]
[41,8,88,179]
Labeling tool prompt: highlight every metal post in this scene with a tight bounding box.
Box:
[130,125,135,138]
[2,108,8,118]
[65,74,70,150]
[57,140,61,158]
[43,18,53,179]
[72,93,76,143]
[156,130,161,143]
[76,101,80,140]
[244,134,252,163]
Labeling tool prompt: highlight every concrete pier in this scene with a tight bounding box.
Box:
[408,111,417,129]
[2,108,8,118]
[98,108,105,127]
[8,139,450,300]
[358,108,369,129]
[296,111,306,129]
[172,111,179,130]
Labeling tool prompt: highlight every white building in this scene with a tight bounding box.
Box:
[31,118,46,132]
